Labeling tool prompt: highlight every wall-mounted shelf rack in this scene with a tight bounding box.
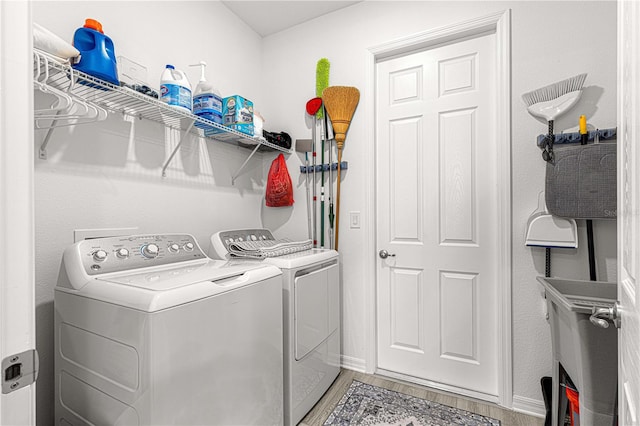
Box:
[536,128,617,148]
[33,49,291,183]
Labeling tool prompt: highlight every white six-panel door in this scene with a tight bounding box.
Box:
[617,1,640,423]
[375,32,499,398]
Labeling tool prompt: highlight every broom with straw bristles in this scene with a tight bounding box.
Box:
[322,86,360,251]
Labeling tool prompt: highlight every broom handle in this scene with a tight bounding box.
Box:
[320,124,325,248]
[312,122,317,247]
[335,148,343,251]
[305,153,312,240]
[324,109,334,250]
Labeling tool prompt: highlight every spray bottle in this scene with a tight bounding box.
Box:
[189,61,222,127]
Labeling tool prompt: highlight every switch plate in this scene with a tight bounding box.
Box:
[350,212,361,229]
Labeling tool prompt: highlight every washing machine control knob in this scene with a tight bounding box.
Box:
[141,243,160,259]
[115,248,130,259]
[183,242,194,252]
[93,250,108,262]
[168,243,180,253]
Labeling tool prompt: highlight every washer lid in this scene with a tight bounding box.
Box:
[99,260,257,290]
[57,260,282,312]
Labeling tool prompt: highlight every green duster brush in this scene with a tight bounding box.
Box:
[316,58,331,248]
[316,58,330,119]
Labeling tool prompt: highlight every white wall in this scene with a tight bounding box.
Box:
[261,0,617,412]
[32,2,280,423]
[29,1,617,423]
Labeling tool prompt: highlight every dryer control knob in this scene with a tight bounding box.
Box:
[115,248,130,259]
[168,243,180,253]
[141,243,160,259]
[183,242,194,252]
[92,249,108,262]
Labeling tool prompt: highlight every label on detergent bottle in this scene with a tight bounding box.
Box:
[193,93,223,123]
[160,83,192,111]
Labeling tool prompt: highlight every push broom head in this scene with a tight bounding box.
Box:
[522,73,587,121]
[322,86,360,148]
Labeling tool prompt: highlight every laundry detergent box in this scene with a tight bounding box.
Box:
[222,95,254,136]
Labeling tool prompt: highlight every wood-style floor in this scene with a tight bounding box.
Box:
[300,369,545,426]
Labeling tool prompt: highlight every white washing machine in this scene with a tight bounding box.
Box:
[54,234,284,425]
[209,229,340,426]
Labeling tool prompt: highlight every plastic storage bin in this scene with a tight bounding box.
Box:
[537,277,617,426]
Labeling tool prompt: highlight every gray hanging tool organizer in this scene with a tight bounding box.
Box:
[545,139,617,220]
[536,128,617,148]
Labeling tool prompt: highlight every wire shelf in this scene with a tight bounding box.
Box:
[33,49,291,158]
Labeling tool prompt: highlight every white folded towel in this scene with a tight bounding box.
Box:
[33,22,79,60]
[228,238,313,259]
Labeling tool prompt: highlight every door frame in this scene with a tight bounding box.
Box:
[0,0,37,423]
[363,10,512,407]
[617,0,640,423]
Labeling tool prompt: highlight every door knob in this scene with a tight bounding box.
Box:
[379,250,396,259]
[590,303,620,329]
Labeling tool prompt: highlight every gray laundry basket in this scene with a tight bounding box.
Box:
[545,142,616,219]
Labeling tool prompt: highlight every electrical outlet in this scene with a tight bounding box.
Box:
[349,212,361,229]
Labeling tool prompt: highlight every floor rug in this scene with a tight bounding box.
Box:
[323,380,501,426]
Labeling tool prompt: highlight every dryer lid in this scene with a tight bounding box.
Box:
[262,248,338,270]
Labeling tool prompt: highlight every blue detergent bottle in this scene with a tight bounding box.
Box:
[72,19,119,85]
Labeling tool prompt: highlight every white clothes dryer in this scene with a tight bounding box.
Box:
[54,234,284,426]
[209,229,340,426]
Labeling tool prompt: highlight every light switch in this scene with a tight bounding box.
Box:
[350,212,361,229]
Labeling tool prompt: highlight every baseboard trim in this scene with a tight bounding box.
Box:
[512,395,546,418]
[376,369,500,405]
[341,355,366,373]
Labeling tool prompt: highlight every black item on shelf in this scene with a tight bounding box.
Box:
[263,130,292,150]
[121,82,159,99]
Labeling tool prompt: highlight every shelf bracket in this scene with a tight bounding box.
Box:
[231,143,262,185]
[38,110,63,159]
[161,119,196,177]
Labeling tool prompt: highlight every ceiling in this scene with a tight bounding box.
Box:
[221,1,361,37]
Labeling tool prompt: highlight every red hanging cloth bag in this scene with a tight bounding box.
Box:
[265,153,294,207]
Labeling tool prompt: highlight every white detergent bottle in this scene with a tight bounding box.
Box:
[160,64,192,112]
[189,61,222,127]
